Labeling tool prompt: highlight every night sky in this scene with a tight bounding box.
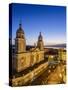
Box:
[11,3,66,45]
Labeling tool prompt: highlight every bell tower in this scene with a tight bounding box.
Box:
[37,32,44,50]
[15,23,26,53]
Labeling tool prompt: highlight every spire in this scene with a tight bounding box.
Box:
[37,32,44,50]
[38,32,43,41]
[40,32,41,36]
[19,23,22,28]
[34,43,36,48]
[19,19,22,28]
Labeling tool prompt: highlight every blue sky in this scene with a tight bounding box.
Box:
[11,3,66,45]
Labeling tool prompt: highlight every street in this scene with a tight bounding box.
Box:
[28,60,66,85]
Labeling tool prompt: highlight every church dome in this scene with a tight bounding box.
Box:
[16,23,24,34]
[16,23,25,38]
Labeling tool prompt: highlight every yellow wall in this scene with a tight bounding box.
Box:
[15,50,44,72]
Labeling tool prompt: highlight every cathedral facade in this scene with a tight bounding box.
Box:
[14,23,45,72]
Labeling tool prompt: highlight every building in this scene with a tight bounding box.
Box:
[13,23,44,72]
[58,48,66,61]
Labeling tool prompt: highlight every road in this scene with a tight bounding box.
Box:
[28,60,66,85]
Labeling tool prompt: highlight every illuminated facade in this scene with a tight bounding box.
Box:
[14,23,44,72]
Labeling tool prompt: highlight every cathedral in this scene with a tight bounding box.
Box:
[14,23,45,72]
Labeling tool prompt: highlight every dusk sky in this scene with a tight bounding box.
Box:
[12,3,66,45]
